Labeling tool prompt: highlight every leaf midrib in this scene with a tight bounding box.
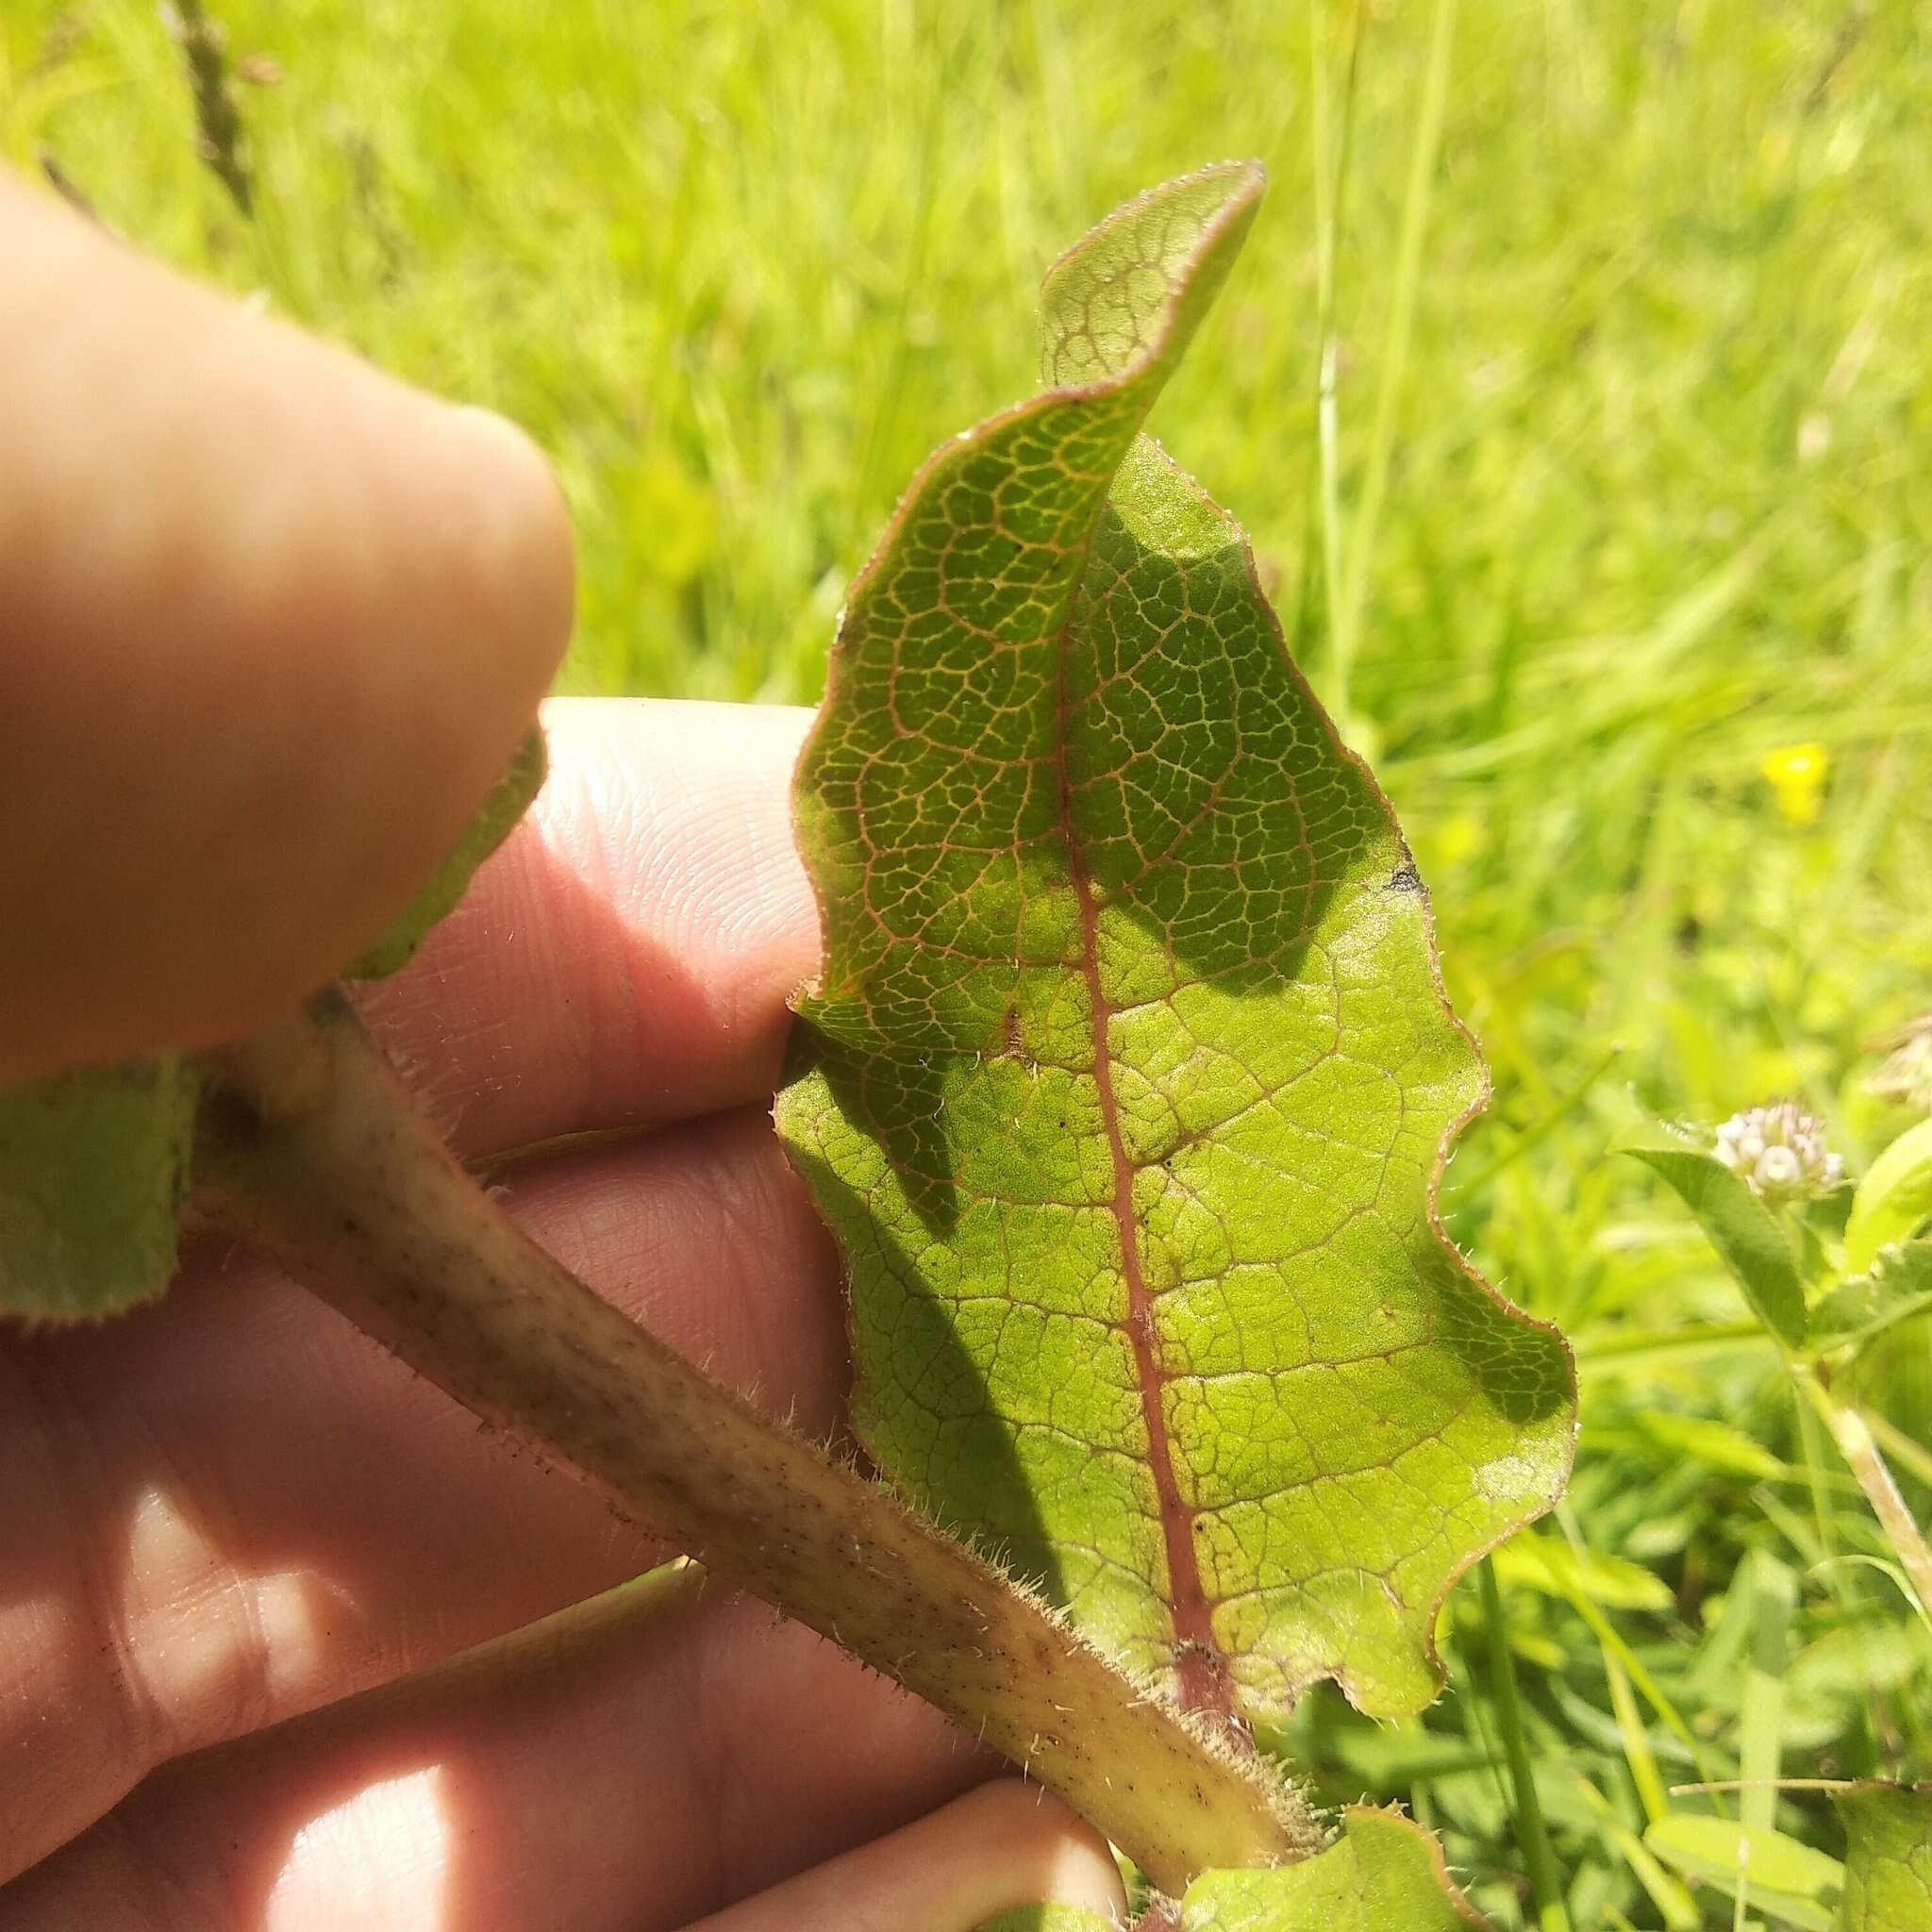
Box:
[1050,579,1241,1731]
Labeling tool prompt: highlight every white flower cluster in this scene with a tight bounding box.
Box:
[1713,1101,1845,1204]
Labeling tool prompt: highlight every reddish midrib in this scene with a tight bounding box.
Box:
[1054,643,1240,1731]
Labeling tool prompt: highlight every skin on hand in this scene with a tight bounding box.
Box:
[0,174,1121,1928]
[0,170,573,1084]
[687,1781,1127,1931]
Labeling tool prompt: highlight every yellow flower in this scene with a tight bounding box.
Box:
[1759,741,1827,825]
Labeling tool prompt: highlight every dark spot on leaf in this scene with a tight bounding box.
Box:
[1385,858,1424,896]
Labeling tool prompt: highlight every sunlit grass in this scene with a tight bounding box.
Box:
[6,3,1930,1922]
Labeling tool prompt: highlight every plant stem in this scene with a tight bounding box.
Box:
[1477,1560,1572,1932]
[163,0,253,216]
[193,993,1319,1895]
[1797,1366,1932,1633]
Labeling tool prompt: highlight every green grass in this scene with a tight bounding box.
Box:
[7,3,1931,1924]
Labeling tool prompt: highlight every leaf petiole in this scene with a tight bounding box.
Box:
[192,991,1320,1896]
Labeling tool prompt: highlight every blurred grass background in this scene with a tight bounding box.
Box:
[5,3,1931,1924]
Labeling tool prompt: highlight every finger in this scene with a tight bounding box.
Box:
[0,697,825,1873]
[0,1110,844,1879]
[690,1782,1128,1932]
[356,696,818,1155]
[0,1581,1003,1932]
[0,173,574,1084]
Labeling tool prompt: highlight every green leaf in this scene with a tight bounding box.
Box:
[1846,1120,1932,1274]
[1734,1549,1797,1837]
[1627,1144,1807,1349]
[1812,1241,1932,1355]
[0,1055,201,1320]
[1835,1784,1932,1932]
[1182,1807,1490,1928]
[1491,1527,1676,1612]
[345,724,547,979]
[1642,1813,1843,1930]
[776,161,1574,1730]
[974,1909,1121,1932]
[1633,1409,1790,1481]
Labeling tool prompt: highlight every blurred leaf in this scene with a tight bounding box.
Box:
[1314,1722,1492,1792]
[1492,1529,1675,1612]
[1847,1124,1932,1274]
[1643,1813,1842,1930]
[1634,1409,1789,1481]
[628,455,717,586]
[1786,1621,1929,1750]
[1627,1144,1807,1348]
[1735,1550,1796,1836]
[1572,1767,1701,1926]
[1813,1241,1932,1356]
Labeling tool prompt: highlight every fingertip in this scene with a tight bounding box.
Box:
[437,403,577,697]
[689,1777,1130,1930]
[948,1780,1130,1925]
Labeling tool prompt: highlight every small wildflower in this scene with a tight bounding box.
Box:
[1867,1014,1932,1115]
[1759,741,1828,825]
[1713,1100,1845,1204]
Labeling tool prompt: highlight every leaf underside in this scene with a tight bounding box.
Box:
[1836,1784,1932,1932]
[776,161,1574,1728]
[0,726,546,1327]
[0,1055,200,1320]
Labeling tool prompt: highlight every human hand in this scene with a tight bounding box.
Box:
[0,175,1126,1930]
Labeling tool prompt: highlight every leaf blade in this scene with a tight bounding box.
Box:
[1845,1120,1932,1274]
[778,165,1574,1729]
[1835,1783,1932,1932]
[1642,1813,1842,1931]
[1182,1807,1491,1929]
[1812,1240,1932,1357]
[0,1056,200,1320]
[1626,1145,1808,1349]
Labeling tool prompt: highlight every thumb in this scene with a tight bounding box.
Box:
[0,172,574,1084]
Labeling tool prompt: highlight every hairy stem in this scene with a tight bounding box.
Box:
[193,993,1320,1893]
